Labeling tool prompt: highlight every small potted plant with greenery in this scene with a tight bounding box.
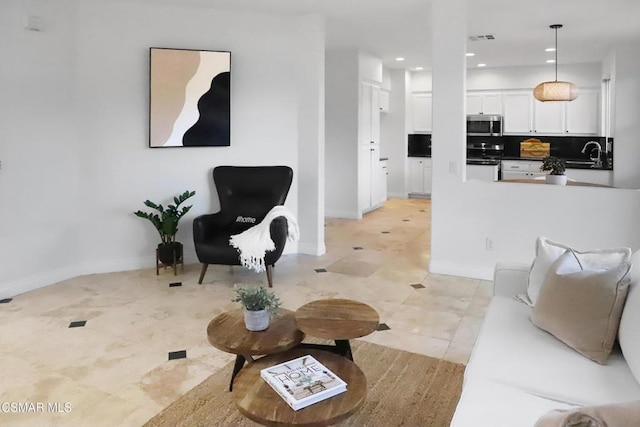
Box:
[540,156,567,185]
[134,190,196,265]
[232,285,281,331]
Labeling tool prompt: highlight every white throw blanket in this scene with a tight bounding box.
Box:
[229,205,300,273]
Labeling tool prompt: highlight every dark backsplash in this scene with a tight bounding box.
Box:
[468,135,613,161]
[409,133,613,163]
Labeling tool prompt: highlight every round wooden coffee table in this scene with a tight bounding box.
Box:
[233,348,367,427]
[294,299,379,361]
[207,308,304,390]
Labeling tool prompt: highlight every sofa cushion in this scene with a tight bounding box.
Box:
[525,237,631,306]
[531,251,631,364]
[464,296,640,406]
[534,400,640,427]
[618,250,640,385]
[450,378,577,427]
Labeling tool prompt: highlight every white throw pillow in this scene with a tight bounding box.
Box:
[618,250,640,385]
[525,237,632,306]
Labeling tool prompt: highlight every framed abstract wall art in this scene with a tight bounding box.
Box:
[149,47,231,148]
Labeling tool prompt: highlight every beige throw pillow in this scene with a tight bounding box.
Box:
[534,399,640,427]
[531,250,631,364]
[525,237,631,307]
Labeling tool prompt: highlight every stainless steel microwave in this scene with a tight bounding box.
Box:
[467,114,503,136]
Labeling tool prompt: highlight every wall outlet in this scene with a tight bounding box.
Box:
[449,161,458,174]
[485,237,494,251]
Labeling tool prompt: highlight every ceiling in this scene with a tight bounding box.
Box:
[134,0,640,71]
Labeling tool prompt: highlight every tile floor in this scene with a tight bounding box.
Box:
[0,198,492,426]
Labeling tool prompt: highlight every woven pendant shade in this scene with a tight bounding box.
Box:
[533,24,578,102]
[533,81,578,101]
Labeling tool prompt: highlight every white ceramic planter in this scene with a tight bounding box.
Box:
[545,174,567,185]
[244,309,270,331]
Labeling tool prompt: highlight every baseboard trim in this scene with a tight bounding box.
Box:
[297,242,326,256]
[0,266,79,300]
[429,260,494,281]
[325,209,361,219]
[388,192,408,199]
[0,249,201,299]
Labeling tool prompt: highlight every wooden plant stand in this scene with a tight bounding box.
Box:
[156,247,183,276]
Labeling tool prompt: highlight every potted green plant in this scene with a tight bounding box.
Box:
[540,156,567,185]
[232,285,281,331]
[134,190,196,265]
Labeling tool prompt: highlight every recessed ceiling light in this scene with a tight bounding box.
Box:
[395,57,405,62]
[415,67,424,71]
[465,52,475,57]
[546,59,556,63]
[477,63,486,67]
[545,48,556,52]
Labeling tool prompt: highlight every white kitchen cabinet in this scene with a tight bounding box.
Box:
[360,83,380,146]
[503,89,600,135]
[565,89,599,135]
[503,91,533,134]
[501,160,545,180]
[379,89,390,113]
[466,91,502,115]
[533,99,565,134]
[377,160,388,205]
[566,168,613,186]
[359,82,384,213]
[408,157,432,195]
[467,164,499,181]
[411,93,432,132]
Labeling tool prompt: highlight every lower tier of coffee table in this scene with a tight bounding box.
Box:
[232,348,367,427]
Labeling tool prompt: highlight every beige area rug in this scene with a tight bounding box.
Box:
[144,341,465,427]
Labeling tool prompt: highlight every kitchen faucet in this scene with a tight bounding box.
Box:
[581,141,602,167]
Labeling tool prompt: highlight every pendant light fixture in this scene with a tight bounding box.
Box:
[533,24,578,102]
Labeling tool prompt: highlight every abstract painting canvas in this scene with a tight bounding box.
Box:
[149,48,231,147]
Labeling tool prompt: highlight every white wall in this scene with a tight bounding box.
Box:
[467,63,601,91]
[325,49,383,219]
[0,0,325,298]
[325,50,359,218]
[429,0,640,280]
[610,40,640,189]
[412,63,601,93]
[295,15,326,256]
[0,0,81,294]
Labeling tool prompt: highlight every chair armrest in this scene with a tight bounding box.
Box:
[493,262,531,297]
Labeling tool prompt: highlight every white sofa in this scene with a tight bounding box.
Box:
[450,261,640,427]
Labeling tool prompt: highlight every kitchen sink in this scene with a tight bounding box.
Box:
[565,160,597,168]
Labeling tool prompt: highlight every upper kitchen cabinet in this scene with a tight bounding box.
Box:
[411,93,432,132]
[466,91,502,115]
[503,88,600,135]
[503,91,533,134]
[565,89,600,135]
[534,99,565,134]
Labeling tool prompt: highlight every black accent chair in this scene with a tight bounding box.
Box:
[193,166,293,287]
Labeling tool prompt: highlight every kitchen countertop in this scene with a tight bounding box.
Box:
[501,156,613,171]
[501,179,611,188]
[467,159,501,166]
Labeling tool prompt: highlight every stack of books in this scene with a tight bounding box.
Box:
[260,355,348,411]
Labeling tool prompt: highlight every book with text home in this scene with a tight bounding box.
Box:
[260,354,347,411]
